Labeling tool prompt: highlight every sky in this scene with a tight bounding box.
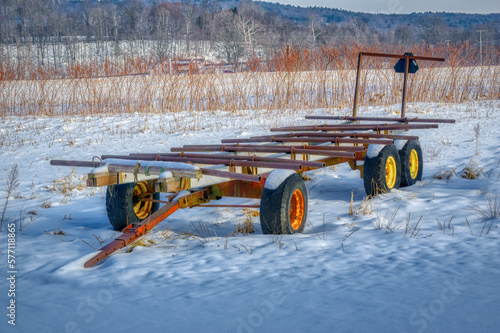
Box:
[271,0,500,14]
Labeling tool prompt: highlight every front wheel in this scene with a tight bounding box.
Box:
[106,181,159,231]
[260,172,308,234]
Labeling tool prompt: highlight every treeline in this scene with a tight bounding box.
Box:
[0,0,499,80]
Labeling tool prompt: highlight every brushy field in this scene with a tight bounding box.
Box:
[1,66,499,118]
[1,43,499,117]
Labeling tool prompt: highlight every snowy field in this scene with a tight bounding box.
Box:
[0,100,499,332]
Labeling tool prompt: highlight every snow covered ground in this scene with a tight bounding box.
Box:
[0,101,499,333]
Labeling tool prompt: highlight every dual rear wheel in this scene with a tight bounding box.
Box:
[363,141,423,197]
[257,141,423,235]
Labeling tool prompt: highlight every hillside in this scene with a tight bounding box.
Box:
[255,1,500,29]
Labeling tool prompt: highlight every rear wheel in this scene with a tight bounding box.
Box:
[106,181,159,231]
[363,145,401,197]
[398,140,423,187]
[260,173,308,234]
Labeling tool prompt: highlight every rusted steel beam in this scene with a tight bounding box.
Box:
[221,137,392,145]
[262,137,394,145]
[194,153,325,169]
[84,201,181,268]
[220,138,271,143]
[51,160,102,168]
[200,168,262,182]
[210,179,266,199]
[301,145,365,152]
[125,152,326,169]
[304,116,455,123]
[171,144,363,153]
[195,204,260,208]
[152,156,304,171]
[352,52,363,117]
[182,144,237,149]
[277,132,418,140]
[170,145,355,158]
[401,54,410,118]
[51,159,201,178]
[360,52,445,62]
[53,158,264,183]
[107,164,201,178]
[270,123,439,132]
[222,132,419,143]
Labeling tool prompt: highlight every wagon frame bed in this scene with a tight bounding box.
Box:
[50,52,454,267]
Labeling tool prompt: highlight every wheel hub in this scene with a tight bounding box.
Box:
[409,149,419,179]
[289,189,305,230]
[385,156,397,189]
[133,181,153,219]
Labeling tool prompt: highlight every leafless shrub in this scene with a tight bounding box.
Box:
[434,167,457,180]
[404,214,423,238]
[372,205,401,233]
[348,192,373,218]
[1,164,20,231]
[469,195,500,222]
[270,234,284,250]
[461,160,484,179]
[425,146,443,160]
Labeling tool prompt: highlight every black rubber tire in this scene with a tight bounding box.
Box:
[106,182,160,231]
[363,145,401,197]
[398,140,423,187]
[260,173,308,234]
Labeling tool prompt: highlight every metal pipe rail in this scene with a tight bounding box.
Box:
[102,153,327,169]
[221,132,419,143]
[270,123,439,132]
[305,115,455,123]
[50,159,262,183]
[170,145,356,158]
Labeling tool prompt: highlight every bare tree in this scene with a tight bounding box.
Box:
[394,25,415,45]
[416,15,446,45]
[213,10,245,64]
[307,13,323,46]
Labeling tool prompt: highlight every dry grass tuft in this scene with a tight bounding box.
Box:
[50,168,86,194]
[468,195,500,222]
[372,205,401,233]
[128,237,156,252]
[461,160,484,179]
[348,192,373,217]
[235,218,255,235]
[434,167,457,180]
[234,209,258,235]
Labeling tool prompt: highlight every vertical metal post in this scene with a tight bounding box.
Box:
[401,55,410,119]
[352,53,363,117]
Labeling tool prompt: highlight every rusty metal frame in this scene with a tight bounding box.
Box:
[352,52,445,118]
[49,51,456,268]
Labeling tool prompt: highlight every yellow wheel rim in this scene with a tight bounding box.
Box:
[289,189,305,230]
[385,156,397,189]
[409,149,419,179]
[133,181,153,219]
